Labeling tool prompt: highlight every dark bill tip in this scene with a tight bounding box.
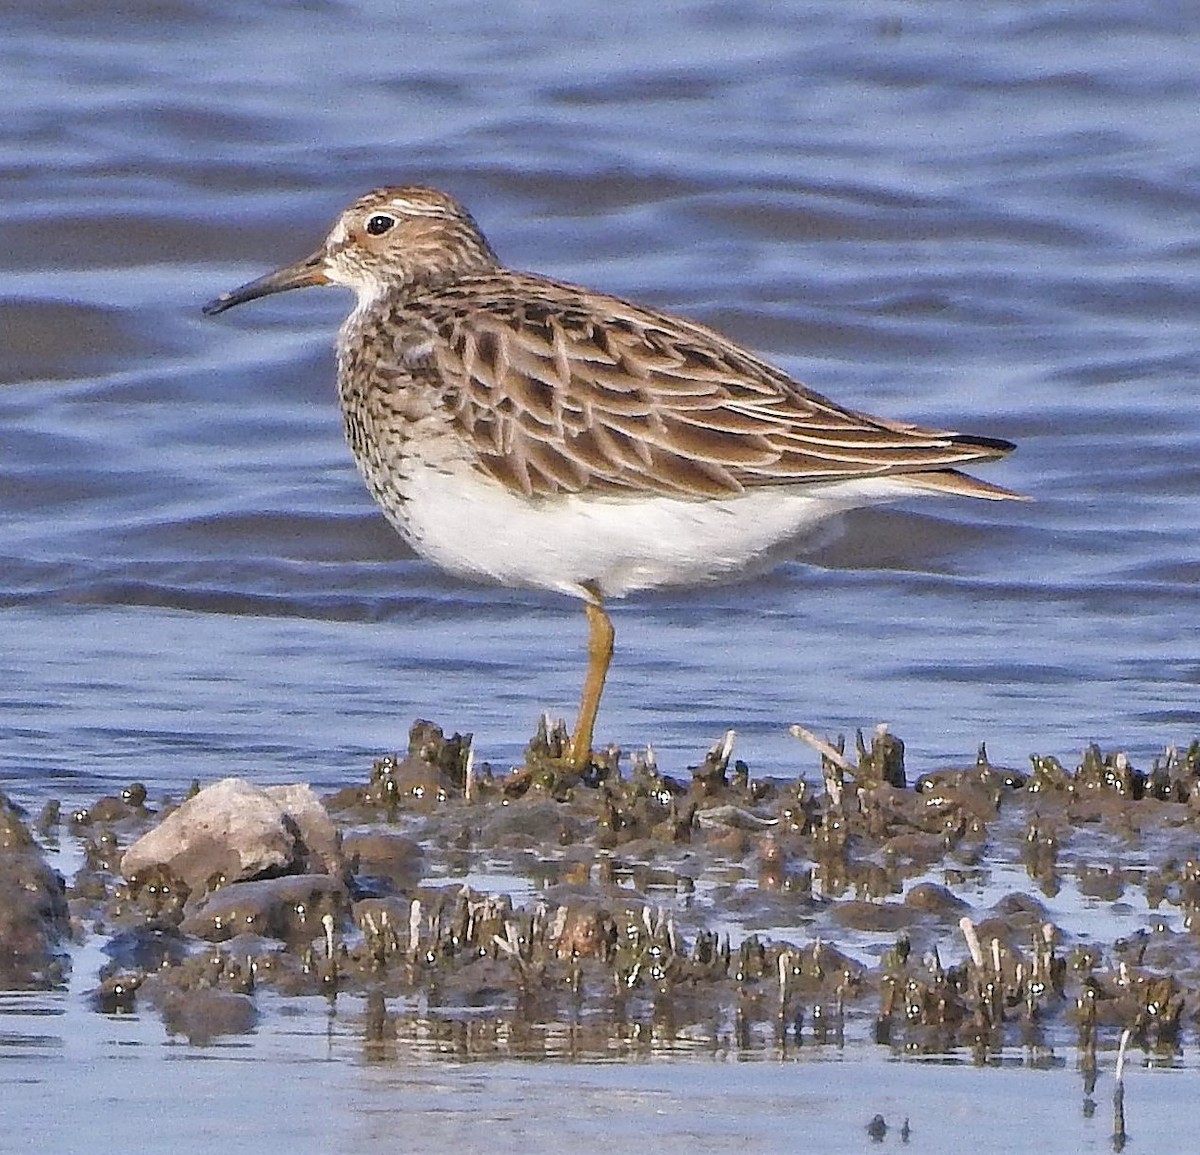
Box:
[201,293,239,317]
[202,250,328,317]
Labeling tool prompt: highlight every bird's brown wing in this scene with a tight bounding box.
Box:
[421,272,1016,500]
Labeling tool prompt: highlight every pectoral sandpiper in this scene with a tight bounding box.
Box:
[204,186,1020,770]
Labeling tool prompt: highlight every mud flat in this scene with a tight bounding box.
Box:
[14,716,1185,1083]
[8,719,1200,1149]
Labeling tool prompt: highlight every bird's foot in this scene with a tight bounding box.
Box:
[501,715,613,795]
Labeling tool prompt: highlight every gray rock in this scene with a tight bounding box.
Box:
[120,778,341,896]
[263,783,342,876]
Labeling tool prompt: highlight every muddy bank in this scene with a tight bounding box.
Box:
[31,720,1200,1060]
[0,790,69,989]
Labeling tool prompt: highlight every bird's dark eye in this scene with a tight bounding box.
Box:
[365,214,395,236]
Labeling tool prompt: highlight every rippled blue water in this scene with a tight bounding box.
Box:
[3,2,1199,1147]
[6,2,1198,806]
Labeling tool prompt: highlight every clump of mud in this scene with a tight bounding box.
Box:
[0,790,70,988]
[42,720,1200,1060]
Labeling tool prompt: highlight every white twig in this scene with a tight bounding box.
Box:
[1115,1026,1132,1082]
[408,899,422,959]
[464,738,476,803]
[789,724,857,776]
[959,917,985,970]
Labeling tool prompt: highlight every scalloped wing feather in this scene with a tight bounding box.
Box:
[419,273,1017,501]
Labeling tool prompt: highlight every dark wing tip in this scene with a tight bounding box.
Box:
[950,432,1016,458]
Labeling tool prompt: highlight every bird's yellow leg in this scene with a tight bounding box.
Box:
[565,596,614,770]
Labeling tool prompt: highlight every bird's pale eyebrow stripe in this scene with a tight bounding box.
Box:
[384,198,456,219]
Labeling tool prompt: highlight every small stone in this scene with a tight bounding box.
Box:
[120,778,340,896]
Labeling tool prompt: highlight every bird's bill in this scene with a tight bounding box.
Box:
[202,250,329,315]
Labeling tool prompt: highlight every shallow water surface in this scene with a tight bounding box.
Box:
[3,0,1200,1150]
[1,966,1191,1155]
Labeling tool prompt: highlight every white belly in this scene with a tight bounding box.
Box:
[388,462,924,601]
